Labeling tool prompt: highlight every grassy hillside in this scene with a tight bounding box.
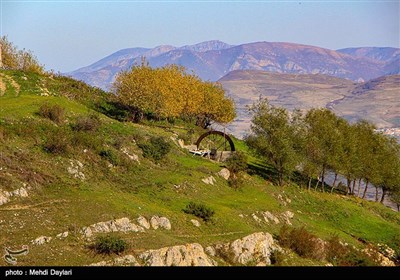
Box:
[0,70,399,266]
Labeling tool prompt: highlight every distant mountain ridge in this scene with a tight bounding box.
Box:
[67,40,399,90]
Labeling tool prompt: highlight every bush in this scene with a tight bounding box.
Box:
[90,235,128,255]
[183,202,215,222]
[138,136,171,161]
[99,149,120,165]
[325,235,379,266]
[278,225,324,260]
[38,103,65,124]
[43,129,70,154]
[72,114,101,132]
[225,151,248,174]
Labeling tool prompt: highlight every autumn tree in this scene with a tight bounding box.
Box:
[113,61,235,126]
[0,36,44,73]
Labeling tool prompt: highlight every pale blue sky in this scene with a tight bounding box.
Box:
[2,0,399,72]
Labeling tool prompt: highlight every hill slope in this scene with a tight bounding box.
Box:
[67,41,398,90]
[0,70,399,266]
[219,71,400,138]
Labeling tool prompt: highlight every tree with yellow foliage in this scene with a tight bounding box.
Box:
[113,61,235,127]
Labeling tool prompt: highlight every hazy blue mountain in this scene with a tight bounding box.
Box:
[67,41,399,90]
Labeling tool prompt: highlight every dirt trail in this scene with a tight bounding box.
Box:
[0,73,20,96]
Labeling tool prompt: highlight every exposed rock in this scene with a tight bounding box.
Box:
[81,217,144,238]
[202,176,216,185]
[377,243,396,260]
[121,147,139,163]
[12,187,29,197]
[363,247,395,266]
[281,211,294,225]
[139,243,216,266]
[32,236,52,245]
[177,139,185,148]
[191,219,201,227]
[150,216,171,230]
[215,232,281,265]
[56,231,69,239]
[238,214,244,218]
[205,246,216,257]
[252,213,262,223]
[261,211,280,224]
[137,216,150,230]
[67,160,85,180]
[0,193,9,205]
[89,255,139,266]
[217,168,230,180]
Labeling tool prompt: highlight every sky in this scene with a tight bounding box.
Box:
[1,0,399,72]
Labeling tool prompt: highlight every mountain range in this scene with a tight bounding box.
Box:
[67,40,400,90]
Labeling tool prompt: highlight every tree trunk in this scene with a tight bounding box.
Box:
[314,174,320,191]
[356,178,362,197]
[362,180,369,199]
[330,173,338,193]
[375,187,379,202]
[308,177,312,191]
[380,189,387,203]
[320,165,325,192]
[346,178,352,195]
[351,179,356,195]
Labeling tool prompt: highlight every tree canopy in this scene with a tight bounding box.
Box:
[113,61,235,127]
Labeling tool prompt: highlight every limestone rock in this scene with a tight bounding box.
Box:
[32,236,52,245]
[205,246,216,257]
[150,216,171,230]
[139,243,216,266]
[0,192,9,205]
[215,232,280,266]
[282,211,294,225]
[56,231,69,239]
[81,227,93,238]
[121,147,139,163]
[67,160,85,180]
[252,213,262,223]
[89,255,139,266]
[137,216,150,230]
[261,211,280,224]
[217,168,230,180]
[191,219,201,227]
[202,176,216,185]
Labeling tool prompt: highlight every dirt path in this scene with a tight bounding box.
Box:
[0,73,20,96]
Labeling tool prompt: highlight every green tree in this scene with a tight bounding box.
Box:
[304,108,343,192]
[245,99,300,186]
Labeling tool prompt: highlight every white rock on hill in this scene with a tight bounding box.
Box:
[214,232,281,265]
[217,168,230,180]
[137,216,151,229]
[202,176,216,185]
[139,243,216,266]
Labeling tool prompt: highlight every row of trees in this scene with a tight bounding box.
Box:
[246,99,400,205]
[113,61,236,127]
[0,36,44,74]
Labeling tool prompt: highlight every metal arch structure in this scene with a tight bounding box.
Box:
[195,130,236,152]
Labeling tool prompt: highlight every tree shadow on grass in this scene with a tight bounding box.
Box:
[247,161,280,185]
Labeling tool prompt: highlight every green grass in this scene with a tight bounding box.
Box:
[0,69,399,266]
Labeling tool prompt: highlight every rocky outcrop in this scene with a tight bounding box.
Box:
[217,168,230,180]
[150,216,171,230]
[202,176,216,185]
[139,243,216,266]
[137,216,150,229]
[121,147,139,163]
[31,236,52,245]
[214,232,281,265]
[261,211,280,224]
[81,217,145,238]
[89,255,140,266]
[191,219,201,227]
[67,160,85,180]
[0,185,31,206]
[281,211,294,225]
[251,211,294,225]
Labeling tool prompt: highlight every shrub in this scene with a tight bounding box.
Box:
[38,103,65,124]
[43,129,70,154]
[90,235,128,255]
[138,136,171,161]
[225,151,248,174]
[72,114,101,132]
[278,225,324,260]
[183,202,215,222]
[99,149,120,165]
